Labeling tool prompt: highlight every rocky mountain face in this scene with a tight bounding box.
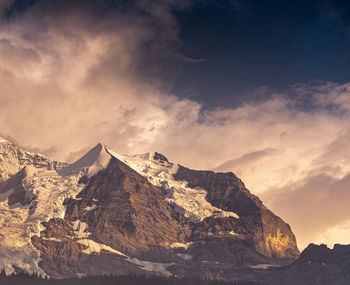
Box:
[0,139,300,281]
[174,166,298,261]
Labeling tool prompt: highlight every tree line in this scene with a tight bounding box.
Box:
[0,271,267,285]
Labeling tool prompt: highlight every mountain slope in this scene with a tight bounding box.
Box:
[0,141,299,280]
[0,138,66,182]
[173,166,298,260]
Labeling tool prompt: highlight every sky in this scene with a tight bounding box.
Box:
[0,0,350,250]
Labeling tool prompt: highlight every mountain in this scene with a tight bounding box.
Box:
[0,140,299,281]
[261,244,350,285]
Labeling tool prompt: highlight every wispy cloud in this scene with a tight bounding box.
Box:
[212,148,279,175]
[262,172,350,249]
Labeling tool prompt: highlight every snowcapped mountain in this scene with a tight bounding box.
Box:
[0,139,300,280]
[0,138,66,182]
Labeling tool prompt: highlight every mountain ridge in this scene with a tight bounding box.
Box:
[0,139,67,183]
[0,140,299,281]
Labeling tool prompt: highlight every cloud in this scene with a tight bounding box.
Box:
[0,0,350,250]
[313,129,350,173]
[313,219,350,247]
[257,127,350,248]
[262,172,350,249]
[212,148,279,175]
[0,0,192,159]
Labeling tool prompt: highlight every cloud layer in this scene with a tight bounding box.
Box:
[0,0,350,250]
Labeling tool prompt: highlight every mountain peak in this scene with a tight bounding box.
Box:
[150,152,169,163]
[59,143,111,177]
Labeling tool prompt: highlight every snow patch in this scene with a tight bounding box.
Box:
[42,237,62,242]
[72,220,91,238]
[176,253,192,260]
[77,239,127,257]
[85,204,98,211]
[170,242,193,250]
[250,264,278,270]
[0,138,9,143]
[76,238,173,276]
[131,258,174,277]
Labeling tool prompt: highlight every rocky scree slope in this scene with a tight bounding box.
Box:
[0,139,299,280]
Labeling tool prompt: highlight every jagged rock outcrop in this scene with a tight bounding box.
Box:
[0,167,30,206]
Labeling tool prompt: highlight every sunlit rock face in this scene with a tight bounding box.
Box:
[173,166,299,261]
[0,140,299,280]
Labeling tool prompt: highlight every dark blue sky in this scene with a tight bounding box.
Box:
[173,0,350,108]
[4,0,350,109]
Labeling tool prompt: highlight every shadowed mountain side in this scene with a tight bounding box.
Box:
[0,167,28,206]
[261,244,350,285]
[173,165,299,261]
[64,156,192,255]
